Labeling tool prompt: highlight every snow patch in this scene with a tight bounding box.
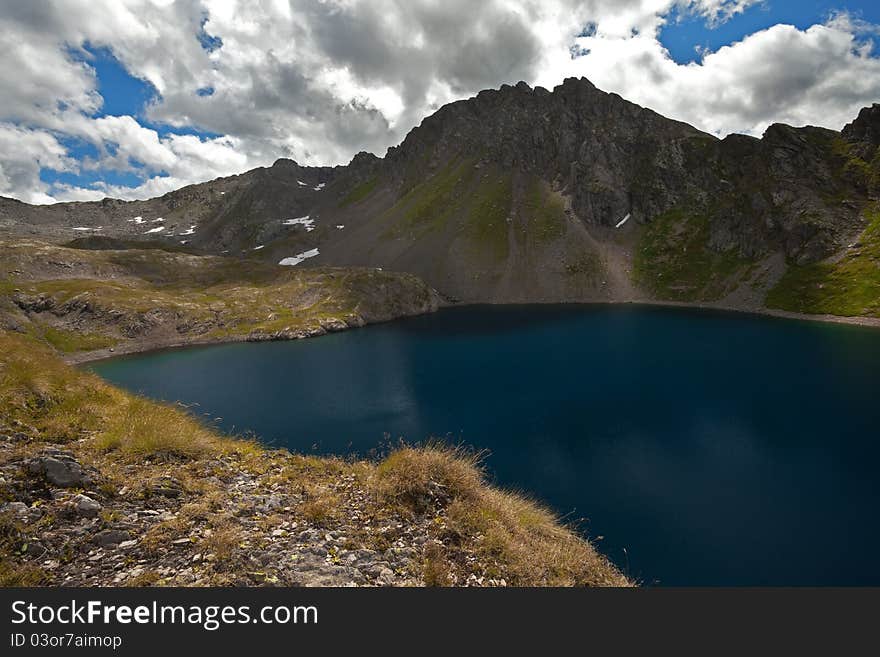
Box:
[282,215,315,231]
[279,248,319,266]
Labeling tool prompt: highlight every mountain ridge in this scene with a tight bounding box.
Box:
[3,78,879,315]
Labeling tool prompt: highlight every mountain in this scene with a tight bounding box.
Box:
[3,78,879,315]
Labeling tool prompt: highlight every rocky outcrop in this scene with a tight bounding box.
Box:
[843,104,880,146]
[26,450,92,488]
[385,77,709,227]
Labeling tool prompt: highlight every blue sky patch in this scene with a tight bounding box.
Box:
[50,44,222,195]
[660,1,880,64]
[40,163,152,191]
[74,44,158,118]
[197,16,223,53]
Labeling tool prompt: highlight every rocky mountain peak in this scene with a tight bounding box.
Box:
[348,151,380,168]
[842,104,880,146]
[270,157,301,170]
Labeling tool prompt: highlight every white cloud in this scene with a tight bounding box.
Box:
[556,21,880,137]
[0,0,878,204]
[0,124,76,204]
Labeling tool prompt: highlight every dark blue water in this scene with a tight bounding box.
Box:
[89,305,880,586]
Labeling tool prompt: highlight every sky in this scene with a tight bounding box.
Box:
[1,0,879,205]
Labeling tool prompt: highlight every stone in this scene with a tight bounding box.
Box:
[23,542,46,557]
[27,452,88,488]
[263,495,282,510]
[73,494,102,517]
[148,476,183,498]
[375,567,396,586]
[2,501,29,517]
[92,529,130,546]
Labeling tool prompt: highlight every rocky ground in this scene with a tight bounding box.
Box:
[0,440,626,588]
[1,444,434,586]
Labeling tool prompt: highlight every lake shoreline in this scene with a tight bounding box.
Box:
[68,298,880,365]
[88,302,880,584]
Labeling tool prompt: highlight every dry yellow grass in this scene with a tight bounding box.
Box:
[374,445,630,587]
[201,518,241,563]
[374,444,485,509]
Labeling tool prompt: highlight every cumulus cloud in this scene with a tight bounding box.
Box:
[556,18,880,137]
[0,124,76,204]
[0,0,878,203]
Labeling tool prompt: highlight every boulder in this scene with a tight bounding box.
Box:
[92,529,130,546]
[27,450,89,488]
[72,494,102,517]
[1,501,29,517]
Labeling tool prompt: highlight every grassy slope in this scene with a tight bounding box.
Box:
[380,158,518,260]
[0,331,629,587]
[521,177,568,245]
[0,240,438,354]
[382,161,598,271]
[464,168,513,260]
[633,208,751,302]
[339,177,380,207]
[766,204,880,316]
[382,158,476,239]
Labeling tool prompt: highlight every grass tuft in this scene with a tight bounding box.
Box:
[374,444,485,510]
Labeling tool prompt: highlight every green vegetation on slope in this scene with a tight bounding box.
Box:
[339,177,379,207]
[766,204,880,317]
[383,158,475,238]
[634,208,750,301]
[0,332,237,456]
[41,327,117,353]
[382,159,516,262]
[522,177,567,244]
[831,138,880,196]
[465,169,513,260]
